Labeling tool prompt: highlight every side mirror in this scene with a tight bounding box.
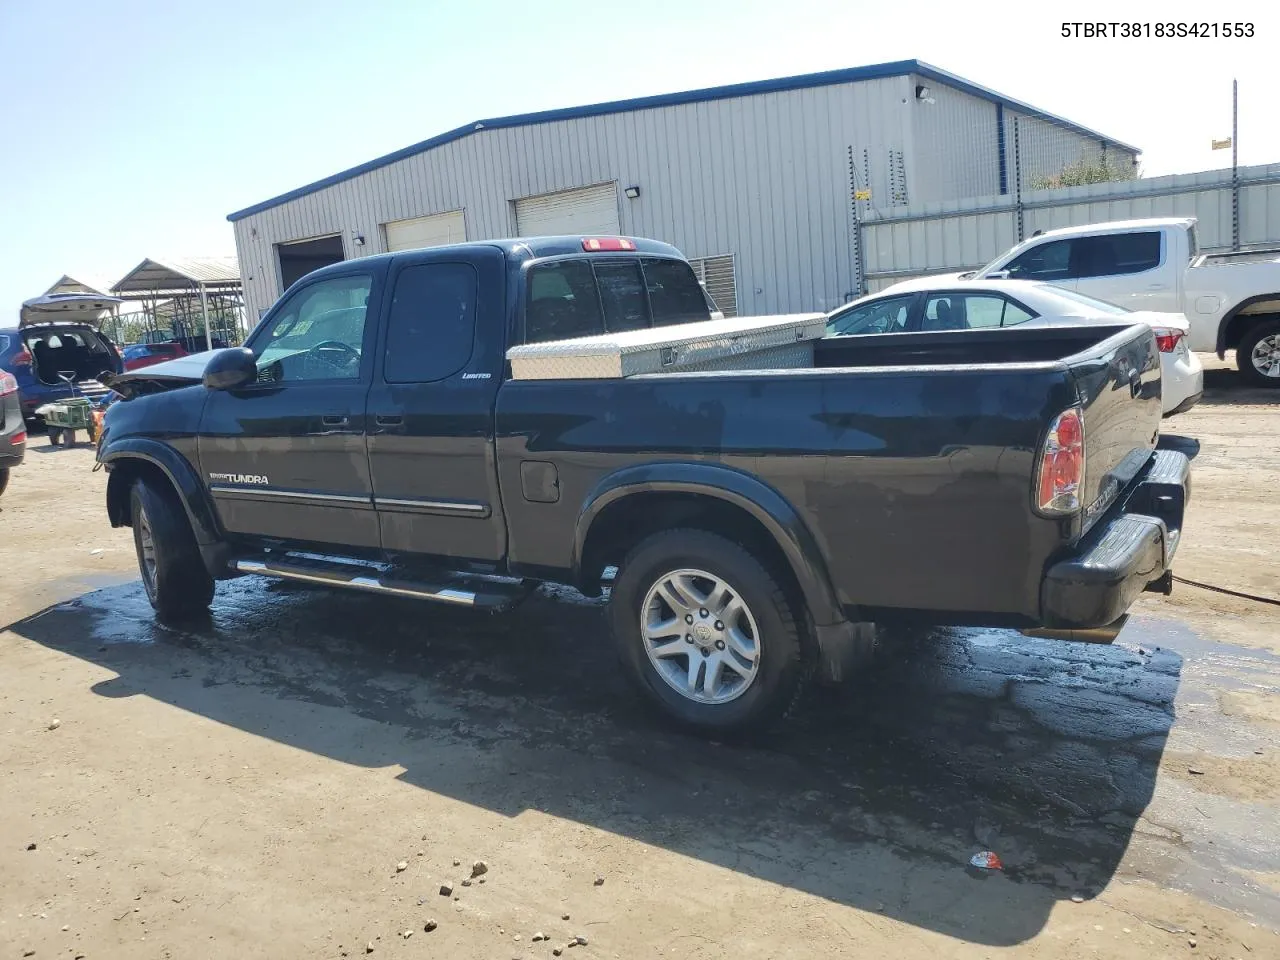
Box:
[203,347,257,390]
[987,269,1011,280]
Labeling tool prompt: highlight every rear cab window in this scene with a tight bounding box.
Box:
[524,255,710,344]
[1073,231,1162,278]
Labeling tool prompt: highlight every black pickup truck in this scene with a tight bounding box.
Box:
[97,236,1189,734]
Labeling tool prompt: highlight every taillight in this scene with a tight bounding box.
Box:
[582,237,636,252]
[10,348,32,368]
[9,430,25,446]
[1153,327,1185,353]
[0,370,16,397]
[1037,406,1085,515]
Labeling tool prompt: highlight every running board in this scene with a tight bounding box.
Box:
[231,556,530,610]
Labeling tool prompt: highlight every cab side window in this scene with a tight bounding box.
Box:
[383,263,478,383]
[253,274,372,383]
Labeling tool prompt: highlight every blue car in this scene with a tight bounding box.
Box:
[0,294,123,424]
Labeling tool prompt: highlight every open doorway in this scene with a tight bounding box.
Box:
[277,235,345,292]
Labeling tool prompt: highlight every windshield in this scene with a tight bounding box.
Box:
[1033,285,1130,315]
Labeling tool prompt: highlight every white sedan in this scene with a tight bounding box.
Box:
[826,278,1203,416]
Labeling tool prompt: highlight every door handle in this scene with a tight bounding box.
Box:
[375,414,404,427]
[1129,369,1142,398]
[322,415,349,427]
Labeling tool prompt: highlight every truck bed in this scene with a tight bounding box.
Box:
[495,321,1161,624]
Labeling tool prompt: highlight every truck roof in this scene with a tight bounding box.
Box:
[300,236,686,285]
[1028,217,1196,241]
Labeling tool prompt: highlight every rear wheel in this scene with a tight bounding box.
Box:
[47,427,62,447]
[130,477,214,620]
[1237,319,1280,387]
[609,529,806,736]
[0,467,9,497]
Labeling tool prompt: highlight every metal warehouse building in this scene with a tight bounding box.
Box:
[228,59,1137,322]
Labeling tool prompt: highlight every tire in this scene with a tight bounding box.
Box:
[0,467,8,497]
[130,477,215,620]
[63,429,77,448]
[47,427,62,447]
[609,528,807,736]
[1236,319,1280,387]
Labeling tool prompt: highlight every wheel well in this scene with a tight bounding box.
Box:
[579,492,803,607]
[105,459,172,528]
[1220,298,1280,351]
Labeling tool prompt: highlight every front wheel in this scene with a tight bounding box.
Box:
[1237,319,1280,387]
[130,478,214,620]
[47,427,62,447]
[609,529,807,736]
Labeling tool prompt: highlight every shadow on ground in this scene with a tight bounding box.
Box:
[8,579,1184,946]
[1201,366,1280,403]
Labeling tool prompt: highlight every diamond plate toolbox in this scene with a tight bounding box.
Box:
[506,313,827,380]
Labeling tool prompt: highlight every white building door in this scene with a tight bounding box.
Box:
[383,210,467,252]
[515,183,620,237]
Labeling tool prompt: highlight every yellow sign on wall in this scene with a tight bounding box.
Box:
[854,189,872,201]
[1212,138,1233,150]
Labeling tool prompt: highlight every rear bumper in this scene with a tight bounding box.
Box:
[1040,449,1190,628]
[1165,389,1203,417]
[0,432,25,468]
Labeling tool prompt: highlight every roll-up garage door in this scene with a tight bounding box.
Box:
[384,210,467,252]
[515,183,620,237]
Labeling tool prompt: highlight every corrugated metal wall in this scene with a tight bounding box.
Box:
[862,162,1280,291]
[910,79,1002,204]
[233,75,917,321]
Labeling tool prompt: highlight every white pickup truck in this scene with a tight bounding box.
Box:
[964,217,1280,386]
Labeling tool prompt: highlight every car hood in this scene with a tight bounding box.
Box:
[103,349,219,398]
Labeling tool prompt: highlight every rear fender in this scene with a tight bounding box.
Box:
[1216,293,1280,356]
[573,462,845,627]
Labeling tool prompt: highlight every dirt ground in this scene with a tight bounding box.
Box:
[2,358,1279,960]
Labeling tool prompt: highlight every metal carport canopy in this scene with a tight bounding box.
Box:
[111,257,241,351]
[111,256,240,296]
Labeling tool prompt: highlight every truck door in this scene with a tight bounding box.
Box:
[366,248,508,562]
[1069,230,1174,312]
[198,268,381,548]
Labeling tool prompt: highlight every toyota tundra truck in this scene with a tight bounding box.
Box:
[970,217,1280,386]
[96,236,1189,734]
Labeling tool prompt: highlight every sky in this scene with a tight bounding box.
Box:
[0,0,1274,323]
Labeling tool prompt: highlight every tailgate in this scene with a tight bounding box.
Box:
[1067,324,1162,531]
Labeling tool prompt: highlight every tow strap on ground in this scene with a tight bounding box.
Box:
[1172,575,1280,607]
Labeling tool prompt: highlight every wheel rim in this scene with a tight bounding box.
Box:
[137,507,158,597]
[641,567,761,705]
[1251,334,1280,378]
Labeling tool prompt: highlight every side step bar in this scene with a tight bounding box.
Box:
[232,557,531,610]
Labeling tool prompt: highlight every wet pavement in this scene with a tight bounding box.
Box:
[10,576,1280,945]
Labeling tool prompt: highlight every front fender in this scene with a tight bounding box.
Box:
[100,437,222,545]
[573,461,845,627]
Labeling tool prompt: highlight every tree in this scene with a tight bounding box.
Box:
[1030,156,1139,190]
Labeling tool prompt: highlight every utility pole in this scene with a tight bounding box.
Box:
[1232,78,1240,251]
